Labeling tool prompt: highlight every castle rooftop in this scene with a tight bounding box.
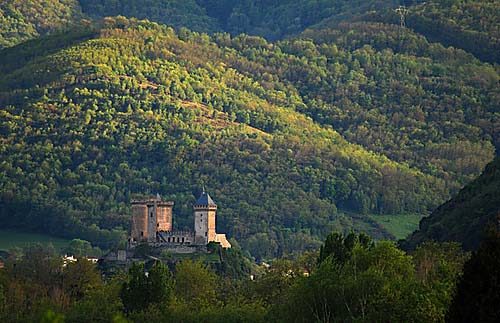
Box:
[194,191,216,207]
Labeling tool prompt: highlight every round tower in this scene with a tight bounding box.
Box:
[193,190,217,245]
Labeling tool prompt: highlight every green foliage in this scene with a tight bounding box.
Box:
[41,309,64,323]
[63,258,102,300]
[405,0,499,63]
[120,261,173,313]
[209,242,252,280]
[279,240,461,322]
[413,242,468,287]
[404,157,500,251]
[446,228,500,322]
[412,242,469,321]
[80,0,220,33]
[197,0,401,40]
[0,12,497,258]
[65,282,124,323]
[174,260,217,307]
[318,231,372,264]
[0,244,104,322]
[65,238,101,257]
[0,0,84,49]
[0,284,5,318]
[0,232,477,322]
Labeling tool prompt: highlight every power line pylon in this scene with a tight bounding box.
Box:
[395,5,409,28]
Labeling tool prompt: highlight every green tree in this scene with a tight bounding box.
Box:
[446,227,500,322]
[65,281,124,323]
[62,258,102,301]
[120,261,173,313]
[318,232,372,264]
[65,239,94,257]
[40,309,64,323]
[174,260,217,307]
[280,240,446,322]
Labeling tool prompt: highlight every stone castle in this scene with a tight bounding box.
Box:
[128,190,231,252]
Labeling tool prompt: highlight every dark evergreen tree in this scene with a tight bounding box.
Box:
[446,226,500,322]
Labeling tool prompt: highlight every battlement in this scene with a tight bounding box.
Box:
[161,230,193,236]
[131,198,174,207]
[129,190,230,251]
[193,204,217,210]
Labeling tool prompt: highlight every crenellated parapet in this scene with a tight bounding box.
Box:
[130,197,174,243]
[128,190,231,251]
[131,198,174,207]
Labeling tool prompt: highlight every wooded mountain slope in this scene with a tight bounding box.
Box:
[0,0,84,49]
[79,0,403,40]
[2,0,498,65]
[360,0,500,63]
[79,0,220,33]
[407,0,499,63]
[403,157,500,251]
[0,17,497,258]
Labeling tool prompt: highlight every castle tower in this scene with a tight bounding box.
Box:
[157,201,173,232]
[130,197,174,243]
[131,201,149,243]
[193,190,217,245]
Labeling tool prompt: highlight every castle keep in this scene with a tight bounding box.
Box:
[129,191,231,252]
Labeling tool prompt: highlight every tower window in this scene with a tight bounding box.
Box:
[140,231,143,237]
[205,232,207,237]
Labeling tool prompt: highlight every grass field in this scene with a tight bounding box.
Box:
[369,214,424,240]
[0,229,70,252]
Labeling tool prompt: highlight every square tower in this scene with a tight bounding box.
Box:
[193,190,217,245]
[130,197,174,243]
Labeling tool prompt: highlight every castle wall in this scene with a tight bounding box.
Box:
[147,205,156,242]
[207,209,216,241]
[157,204,173,231]
[130,199,174,244]
[144,242,206,254]
[157,231,194,244]
[131,204,148,242]
[129,194,231,253]
[215,234,231,248]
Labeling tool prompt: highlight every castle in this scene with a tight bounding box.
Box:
[128,190,231,252]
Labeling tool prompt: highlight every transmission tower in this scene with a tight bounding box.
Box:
[395,5,409,27]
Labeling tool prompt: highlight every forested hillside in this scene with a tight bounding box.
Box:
[403,157,500,251]
[361,0,500,63]
[195,0,403,40]
[2,0,498,65]
[0,0,83,49]
[79,0,403,40]
[0,15,497,258]
[79,0,220,33]
[0,0,498,259]
[407,0,499,63]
